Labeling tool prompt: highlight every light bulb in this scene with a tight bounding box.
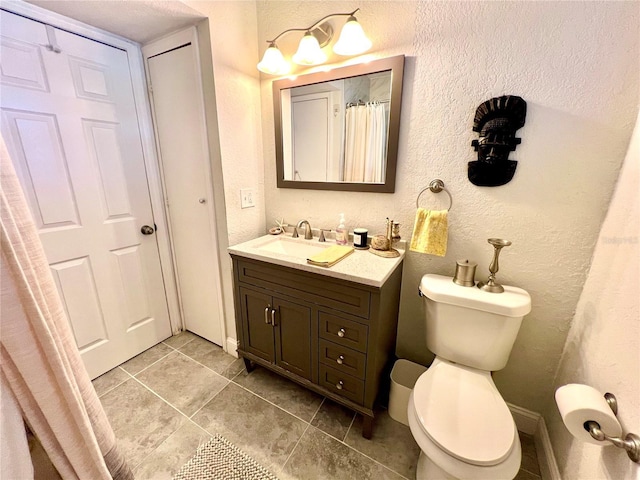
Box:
[333,16,372,56]
[257,43,290,75]
[292,32,327,66]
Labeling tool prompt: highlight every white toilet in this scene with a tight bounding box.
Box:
[408,274,531,480]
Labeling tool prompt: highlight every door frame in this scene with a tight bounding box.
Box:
[141,27,227,347]
[1,1,182,334]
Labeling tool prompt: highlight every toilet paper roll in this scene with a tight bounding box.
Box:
[555,384,622,445]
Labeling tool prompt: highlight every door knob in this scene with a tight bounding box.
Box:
[140,225,155,235]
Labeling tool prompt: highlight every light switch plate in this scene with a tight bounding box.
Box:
[240,188,255,209]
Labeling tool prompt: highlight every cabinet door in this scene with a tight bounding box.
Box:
[273,297,313,381]
[239,287,275,363]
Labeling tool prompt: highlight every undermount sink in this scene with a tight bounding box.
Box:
[253,235,328,259]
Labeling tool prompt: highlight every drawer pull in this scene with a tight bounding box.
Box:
[264,306,271,324]
[337,328,346,338]
[336,355,344,365]
[336,380,344,390]
[270,307,277,326]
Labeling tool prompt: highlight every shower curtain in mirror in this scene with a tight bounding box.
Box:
[343,102,387,183]
[0,136,133,480]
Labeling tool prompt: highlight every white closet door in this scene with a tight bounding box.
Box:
[0,10,171,378]
[146,44,223,346]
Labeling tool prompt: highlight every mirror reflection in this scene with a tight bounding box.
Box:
[281,71,392,183]
[274,55,404,193]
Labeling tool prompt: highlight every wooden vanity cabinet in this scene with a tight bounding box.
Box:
[231,255,403,439]
[239,286,315,381]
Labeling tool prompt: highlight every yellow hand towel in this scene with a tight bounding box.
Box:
[307,245,354,267]
[410,208,448,256]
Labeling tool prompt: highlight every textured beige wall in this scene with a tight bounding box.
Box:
[259,1,640,413]
[544,112,639,479]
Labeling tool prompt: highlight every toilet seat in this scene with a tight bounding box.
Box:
[412,358,516,466]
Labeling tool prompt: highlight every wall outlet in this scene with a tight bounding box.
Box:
[240,188,255,209]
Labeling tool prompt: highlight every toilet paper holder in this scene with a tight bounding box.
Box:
[584,393,639,463]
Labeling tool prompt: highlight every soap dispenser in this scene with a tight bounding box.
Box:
[336,213,347,245]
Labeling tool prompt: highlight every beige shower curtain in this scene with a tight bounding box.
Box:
[343,102,387,183]
[0,136,132,479]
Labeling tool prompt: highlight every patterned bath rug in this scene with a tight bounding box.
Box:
[173,434,279,480]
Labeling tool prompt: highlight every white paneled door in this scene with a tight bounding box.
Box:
[0,10,172,379]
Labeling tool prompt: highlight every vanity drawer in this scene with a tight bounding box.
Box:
[319,312,368,353]
[319,364,364,404]
[319,339,366,380]
[235,259,370,318]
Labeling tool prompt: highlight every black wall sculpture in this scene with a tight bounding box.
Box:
[468,95,527,187]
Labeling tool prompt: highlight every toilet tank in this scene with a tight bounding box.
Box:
[420,274,531,371]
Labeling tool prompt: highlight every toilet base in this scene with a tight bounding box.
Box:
[408,390,521,480]
[417,451,456,480]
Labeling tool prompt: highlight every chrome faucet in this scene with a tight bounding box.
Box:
[296,220,313,240]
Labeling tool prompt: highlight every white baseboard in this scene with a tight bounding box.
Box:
[507,404,561,480]
[225,337,239,358]
[508,402,540,435]
[535,417,562,480]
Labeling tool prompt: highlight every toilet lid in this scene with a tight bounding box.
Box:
[412,360,516,466]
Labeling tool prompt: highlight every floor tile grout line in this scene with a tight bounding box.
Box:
[229,379,318,426]
[312,425,412,480]
[130,361,231,421]
[308,397,325,425]
[520,466,543,477]
[93,366,131,399]
[225,374,411,478]
[187,380,234,422]
[184,383,231,421]
[124,348,176,377]
[343,409,357,441]
[131,419,214,474]
[280,420,313,474]
[114,376,411,480]
[110,344,415,479]
[162,334,196,351]
[172,348,235,381]
[129,375,194,424]
[222,379,411,478]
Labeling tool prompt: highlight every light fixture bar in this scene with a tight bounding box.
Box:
[257,8,370,74]
[265,8,360,44]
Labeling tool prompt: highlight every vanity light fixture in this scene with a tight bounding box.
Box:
[257,8,371,75]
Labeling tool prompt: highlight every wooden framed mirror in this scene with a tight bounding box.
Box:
[273,55,405,192]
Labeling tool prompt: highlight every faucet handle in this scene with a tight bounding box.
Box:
[319,229,329,242]
[292,227,299,238]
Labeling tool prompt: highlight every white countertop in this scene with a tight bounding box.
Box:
[228,233,405,288]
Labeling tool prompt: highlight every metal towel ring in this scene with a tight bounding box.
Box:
[416,179,453,211]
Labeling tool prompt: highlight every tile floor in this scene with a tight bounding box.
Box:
[93,331,543,480]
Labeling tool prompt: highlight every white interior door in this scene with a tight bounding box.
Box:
[291,92,331,182]
[0,10,172,378]
[145,41,224,346]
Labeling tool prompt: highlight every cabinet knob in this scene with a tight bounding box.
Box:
[336,380,344,390]
[336,355,344,365]
[337,328,346,338]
